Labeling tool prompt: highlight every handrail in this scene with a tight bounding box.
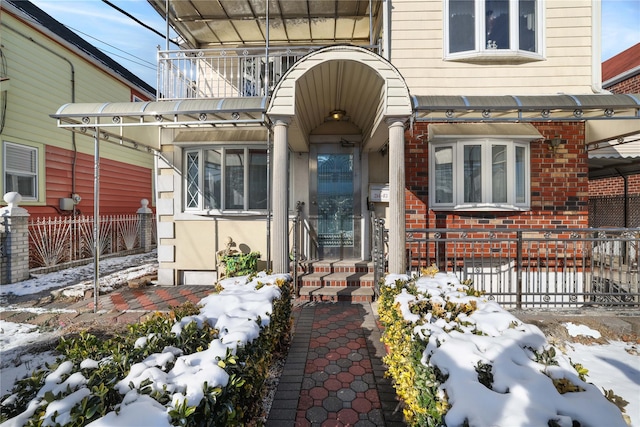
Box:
[157,44,381,100]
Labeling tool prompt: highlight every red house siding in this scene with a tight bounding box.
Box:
[27,145,153,218]
[404,122,589,231]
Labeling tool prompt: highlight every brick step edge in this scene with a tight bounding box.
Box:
[298,286,375,302]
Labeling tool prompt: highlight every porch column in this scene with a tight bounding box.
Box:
[272,117,291,274]
[388,118,407,274]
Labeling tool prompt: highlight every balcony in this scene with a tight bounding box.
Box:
[156,44,381,100]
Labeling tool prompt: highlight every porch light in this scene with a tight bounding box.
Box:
[547,136,565,154]
[330,109,346,121]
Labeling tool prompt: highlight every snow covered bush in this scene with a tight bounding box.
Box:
[379,271,628,427]
[0,273,292,427]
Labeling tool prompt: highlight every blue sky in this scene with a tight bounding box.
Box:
[30,0,640,90]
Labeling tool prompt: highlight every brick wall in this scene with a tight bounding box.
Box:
[589,174,640,196]
[605,73,640,94]
[404,121,590,230]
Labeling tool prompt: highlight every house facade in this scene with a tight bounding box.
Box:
[51,0,640,287]
[1,0,156,218]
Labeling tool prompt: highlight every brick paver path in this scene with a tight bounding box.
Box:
[267,302,405,427]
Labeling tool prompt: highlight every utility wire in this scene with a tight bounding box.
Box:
[101,0,179,46]
[68,26,156,68]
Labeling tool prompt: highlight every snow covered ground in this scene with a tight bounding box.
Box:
[1,254,639,426]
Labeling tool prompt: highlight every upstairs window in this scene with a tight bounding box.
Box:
[3,142,38,200]
[430,139,530,211]
[446,0,541,60]
[185,146,268,213]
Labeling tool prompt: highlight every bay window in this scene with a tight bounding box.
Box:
[446,0,542,60]
[185,146,268,212]
[430,139,530,210]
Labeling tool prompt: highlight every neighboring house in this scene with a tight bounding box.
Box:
[1,0,156,218]
[50,0,640,288]
[588,43,640,228]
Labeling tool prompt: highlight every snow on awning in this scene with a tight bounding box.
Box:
[413,94,640,122]
[428,123,543,141]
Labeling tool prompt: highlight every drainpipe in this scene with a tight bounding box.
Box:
[382,0,391,60]
[591,0,606,93]
[4,24,77,209]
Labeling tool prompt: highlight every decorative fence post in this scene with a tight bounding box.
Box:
[137,198,154,253]
[1,192,31,285]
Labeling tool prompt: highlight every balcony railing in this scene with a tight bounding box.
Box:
[157,45,381,100]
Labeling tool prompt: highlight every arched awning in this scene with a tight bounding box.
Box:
[267,45,413,152]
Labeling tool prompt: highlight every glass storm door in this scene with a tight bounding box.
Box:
[310,144,361,259]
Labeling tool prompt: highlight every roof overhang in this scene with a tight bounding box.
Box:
[147,0,383,48]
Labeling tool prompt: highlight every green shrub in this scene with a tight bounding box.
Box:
[0,278,292,427]
[222,252,261,277]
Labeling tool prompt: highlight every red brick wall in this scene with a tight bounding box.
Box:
[404,121,589,230]
[605,73,640,94]
[589,174,640,196]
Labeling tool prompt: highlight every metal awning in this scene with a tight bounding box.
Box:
[412,94,640,122]
[50,97,269,151]
[52,97,268,128]
[589,137,640,179]
[428,123,543,141]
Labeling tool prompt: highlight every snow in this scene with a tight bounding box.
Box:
[386,273,639,427]
[1,255,638,426]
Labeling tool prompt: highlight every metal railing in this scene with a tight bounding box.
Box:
[372,225,639,308]
[157,45,381,100]
[28,215,156,271]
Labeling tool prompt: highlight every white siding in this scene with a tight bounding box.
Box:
[390,0,596,96]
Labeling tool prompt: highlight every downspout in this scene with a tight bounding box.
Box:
[265,0,272,268]
[382,0,391,60]
[4,24,77,208]
[591,0,606,93]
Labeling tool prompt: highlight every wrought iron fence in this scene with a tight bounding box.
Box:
[28,215,155,270]
[372,225,639,308]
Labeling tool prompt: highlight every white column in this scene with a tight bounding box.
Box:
[387,118,407,274]
[272,117,291,273]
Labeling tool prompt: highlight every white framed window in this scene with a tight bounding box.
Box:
[184,146,268,213]
[3,141,38,200]
[445,0,542,61]
[430,139,530,211]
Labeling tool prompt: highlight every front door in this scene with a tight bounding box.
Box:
[310,143,361,259]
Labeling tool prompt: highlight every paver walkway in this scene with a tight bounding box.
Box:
[267,301,406,427]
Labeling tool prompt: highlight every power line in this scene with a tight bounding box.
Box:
[101,0,179,46]
[68,25,156,68]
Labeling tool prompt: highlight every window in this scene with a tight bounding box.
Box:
[430,139,530,210]
[185,146,268,212]
[446,0,541,60]
[4,142,38,200]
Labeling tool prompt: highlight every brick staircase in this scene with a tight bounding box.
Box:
[296,259,376,302]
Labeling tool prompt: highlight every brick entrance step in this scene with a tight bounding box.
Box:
[297,259,376,302]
